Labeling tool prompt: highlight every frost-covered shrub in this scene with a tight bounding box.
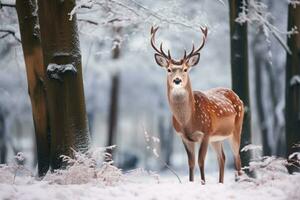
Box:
[239,144,300,186]
[0,164,15,184]
[44,146,122,186]
[0,152,32,184]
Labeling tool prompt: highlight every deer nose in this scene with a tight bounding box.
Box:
[173,78,182,85]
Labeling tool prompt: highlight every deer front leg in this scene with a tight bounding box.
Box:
[198,136,209,184]
[182,139,195,182]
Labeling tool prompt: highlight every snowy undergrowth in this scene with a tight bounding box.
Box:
[0,147,300,200]
[43,146,122,186]
[0,147,159,186]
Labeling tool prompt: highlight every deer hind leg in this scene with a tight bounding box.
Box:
[198,137,209,184]
[182,139,195,182]
[229,117,244,178]
[211,141,226,183]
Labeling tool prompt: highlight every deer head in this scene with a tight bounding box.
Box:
[151,26,208,102]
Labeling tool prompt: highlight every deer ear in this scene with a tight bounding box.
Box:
[154,54,169,68]
[186,53,200,67]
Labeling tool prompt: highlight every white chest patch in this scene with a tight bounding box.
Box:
[209,135,229,142]
[189,131,204,142]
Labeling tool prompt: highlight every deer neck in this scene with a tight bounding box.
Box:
[167,78,194,126]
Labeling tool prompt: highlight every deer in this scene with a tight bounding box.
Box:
[150,26,244,183]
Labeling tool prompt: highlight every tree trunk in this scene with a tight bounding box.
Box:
[37,0,90,170]
[106,73,120,157]
[285,3,300,174]
[16,0,50,176]
[106,27,121,160]
[228,0,252,174]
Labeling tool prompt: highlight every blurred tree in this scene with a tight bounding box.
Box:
[158,100,174,168]
[37,0,90,169]
[251,0,286,157]
[252,27,274,156]
[15,0,50,176]
[228,0,252,174]
[106,27,121,160]
[285,2,300,174]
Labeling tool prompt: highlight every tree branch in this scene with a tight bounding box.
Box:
[0,0,16,8]
[0,29,21,42]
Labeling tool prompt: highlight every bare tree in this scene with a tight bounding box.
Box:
[228,0,252,174]
[285,2,300,174]
[37,0,90,169]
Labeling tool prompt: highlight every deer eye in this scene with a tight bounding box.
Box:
[183,68,188,72]
[167,68,171,73]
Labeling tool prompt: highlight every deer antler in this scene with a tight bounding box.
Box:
[184,27,208,60]
[150,26,171,60]
[151,26,208,65]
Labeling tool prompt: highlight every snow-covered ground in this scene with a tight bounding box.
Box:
[1,150,299,200]
[1,167,299,200]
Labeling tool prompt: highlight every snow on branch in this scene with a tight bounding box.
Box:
[288,0,300,8]
[236,0,298,54]
[69,0,94,21]
[241,144,262,152]
[289,152,300,160]
[290,75,300,86]
[70,0,205,31]
[47,63,77,81]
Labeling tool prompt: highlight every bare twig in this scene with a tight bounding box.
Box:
[70,0,203,32]
[143,126,182,183]
[0,29,21,42]
[216,0,225,6]
[127,0,201,31]
[77,18,99,25]
[0,2,15,8]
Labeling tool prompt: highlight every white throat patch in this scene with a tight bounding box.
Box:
[170,87,188,103]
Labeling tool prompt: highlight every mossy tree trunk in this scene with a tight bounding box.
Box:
[228,0,252,174]
[37,0,90,170]
[285,3,300,174]
[16,0,50,176]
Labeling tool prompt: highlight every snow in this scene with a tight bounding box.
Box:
[288,0,300,8]
[241,144,262,152]
[290,75,300,86]
[47,63,77,80]
[1,148,300,200]
[0,169,300,200]
[289,152,300,160]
